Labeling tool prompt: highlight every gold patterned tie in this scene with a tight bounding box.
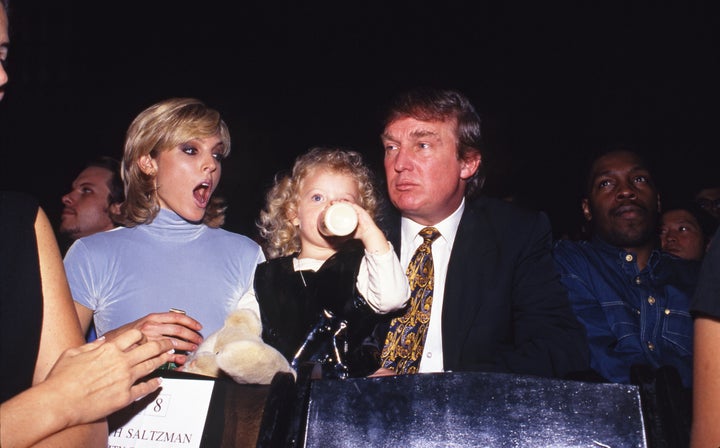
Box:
[380,226,441,374]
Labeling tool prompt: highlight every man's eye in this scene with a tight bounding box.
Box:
[598,179,612,188]
[679,226,689,232]
[418,142,430,149]
[634,175,649,183]
[384,144,397,152]
[81,188,93,194]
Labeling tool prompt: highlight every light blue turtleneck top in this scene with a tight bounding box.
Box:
[64,208,264,338]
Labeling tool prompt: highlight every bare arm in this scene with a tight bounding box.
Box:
[0,207,107,447]
[691,316,720,448]
[0,207,174,447]
[34,207,86,381]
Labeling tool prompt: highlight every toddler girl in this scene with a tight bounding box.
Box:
[255,147,409,378]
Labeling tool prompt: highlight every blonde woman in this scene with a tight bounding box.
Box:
[64,98,264,367]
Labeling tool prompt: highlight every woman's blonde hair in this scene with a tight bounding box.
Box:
[118,98,231,227]
[258,147,379,259]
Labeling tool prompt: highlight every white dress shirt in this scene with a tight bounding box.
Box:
[400,199,465,372]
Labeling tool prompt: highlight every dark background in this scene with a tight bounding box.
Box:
[1,2,717,241]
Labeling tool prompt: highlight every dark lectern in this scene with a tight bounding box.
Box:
[107,370,297,448]
[302,371,647,447]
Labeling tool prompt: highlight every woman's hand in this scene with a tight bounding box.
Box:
[40,329,174,427]
[101,312,203,364]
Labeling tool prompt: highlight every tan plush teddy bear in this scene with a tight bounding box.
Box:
[183,309,295,384]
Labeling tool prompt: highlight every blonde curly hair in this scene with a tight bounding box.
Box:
[258,147,379,259]
[118,98,231,227]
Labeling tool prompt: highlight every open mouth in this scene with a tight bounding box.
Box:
[193,181,212,207]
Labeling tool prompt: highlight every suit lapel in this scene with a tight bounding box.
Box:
[442,200,499,366]
[385,199,498,369]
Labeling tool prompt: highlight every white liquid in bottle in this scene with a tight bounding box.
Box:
[318,202,358,237]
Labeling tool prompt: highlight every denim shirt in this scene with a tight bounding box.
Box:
[553,237,699,387]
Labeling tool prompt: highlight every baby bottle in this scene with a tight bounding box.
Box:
[318,202,358,237]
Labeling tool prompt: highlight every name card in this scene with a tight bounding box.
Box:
[108,373,217,448]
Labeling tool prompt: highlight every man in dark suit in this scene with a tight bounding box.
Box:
[374,88,588,378]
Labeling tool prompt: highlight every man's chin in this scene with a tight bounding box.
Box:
[389,193,421,211]
[59,227,82,239]
[605,226,655,249]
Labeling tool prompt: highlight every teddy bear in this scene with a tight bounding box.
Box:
[183,308,295,384]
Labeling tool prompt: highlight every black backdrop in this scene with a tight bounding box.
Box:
[1,2,717,240]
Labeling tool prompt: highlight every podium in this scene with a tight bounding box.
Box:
[107,370,296,448]
[302,371,647,447]
[107,370,650,447]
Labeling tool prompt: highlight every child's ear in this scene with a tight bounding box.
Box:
[287,207,300,227]
[138,155,158,176]
[290,214,300,227]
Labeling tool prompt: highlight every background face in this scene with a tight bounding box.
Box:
[583,151,659,248]
[660,209,706,261]
[695,187,720,221]
[60,166,114,239]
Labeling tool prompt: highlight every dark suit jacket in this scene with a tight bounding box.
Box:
[383,197,589,378]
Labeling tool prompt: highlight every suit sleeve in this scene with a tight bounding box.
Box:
[494,213,590,377]
[444,205,590,378]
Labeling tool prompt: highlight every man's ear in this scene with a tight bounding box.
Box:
[460,152,481,180]
[138,155,158,175]
[109,202,122,216]
[581,198,592,222]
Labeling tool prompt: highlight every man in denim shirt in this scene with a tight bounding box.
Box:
[553,147,699,387]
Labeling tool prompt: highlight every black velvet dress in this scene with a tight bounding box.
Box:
[0,192,43,402]
[254,244,383,379]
